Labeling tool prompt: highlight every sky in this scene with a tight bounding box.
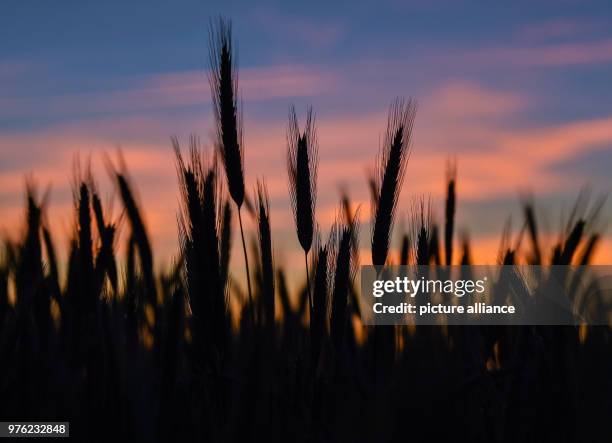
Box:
[2,0,612,287]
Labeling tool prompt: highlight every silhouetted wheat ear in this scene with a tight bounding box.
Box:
[341,189,354,228]
[209,17,244,208]
[330,223,356,351]
[429,224,441,265]
[287,105,318,318]
[523,202,541,265]
[12,187,46,351]
[460,233,472,265]
[287,105,318,254]
[209,19,253,312]
[560,219,585,264]
[414,198,432,265]
[444,161,456,265]
[115,171,156,311]
[175,139,230,366]
[91,189,105,238]
[90,187,118,295]
[42,224,60,297]
[77,183,93,277]
[371,98,416,267]
[276,269,294,324]
[366,168,379,210]
[16,186,43,305]
[256,180,274,329]
[400,234,410,265]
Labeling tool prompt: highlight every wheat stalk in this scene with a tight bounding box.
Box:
[371,98,416,267]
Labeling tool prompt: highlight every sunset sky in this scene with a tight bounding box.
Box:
[2,0,612,287]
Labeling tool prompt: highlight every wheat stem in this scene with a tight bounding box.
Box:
[237,207,253,321]
[304,251,313,319]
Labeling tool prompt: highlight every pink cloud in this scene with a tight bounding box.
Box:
[454,39,612,67]
[423,81,527,120]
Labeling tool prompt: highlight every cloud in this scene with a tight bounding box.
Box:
[0,64,339,121]
[450,39,612,68]
[423,81,527,120]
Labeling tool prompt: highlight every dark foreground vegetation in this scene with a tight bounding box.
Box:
[1,18,611,443]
